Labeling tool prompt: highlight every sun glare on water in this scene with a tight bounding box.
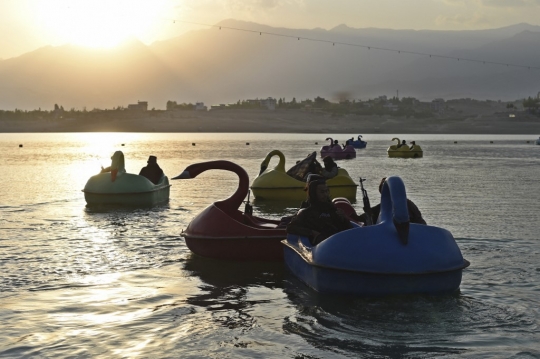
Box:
[34,0,172,48]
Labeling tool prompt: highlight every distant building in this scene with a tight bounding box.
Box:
[244,97,277,110]
[431,98,445,112]
[210,104,227,110]
[383,103,399,111]
[128,101,148,111]
[195,102,207,111]
[260,97,276,110]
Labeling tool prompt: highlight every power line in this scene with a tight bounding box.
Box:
[172,20,540,71]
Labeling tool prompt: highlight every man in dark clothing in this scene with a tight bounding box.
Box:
[321,156,338,179]
[397,140,407,148]
[287,179,353,245]
[358,177,426,225]
[139,155,164,184]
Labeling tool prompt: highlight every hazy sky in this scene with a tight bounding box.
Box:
[1,0,539,60]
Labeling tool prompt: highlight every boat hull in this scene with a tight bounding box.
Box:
[83,173,170,207]
[185,235,285,262]
[283,240,465,296]
[387,144,423,158]
[252,165,358,201]
[387,150,423,158]
[320,145,357,159]
[351,142,367,149]
[183,203,286,261]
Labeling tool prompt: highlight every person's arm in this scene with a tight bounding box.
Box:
[334,208,354,230]
[286,210,319,239]
[322,165,338,179]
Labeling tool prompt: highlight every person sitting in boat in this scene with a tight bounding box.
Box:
[409,141,417,150]
[100,150,126,182]
[287,179,353,245]
[359,177,426,225]
[299,174,325,209]
[330,139,339,148]
[397,139,407,148]
[321,156,338,179]
[139,155,164,184]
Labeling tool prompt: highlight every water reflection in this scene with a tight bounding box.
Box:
[183,254,286,331]
[282,275,540,358]
[251,198,300,218]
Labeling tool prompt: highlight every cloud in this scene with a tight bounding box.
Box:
[435,12,491,27]
[481,0,540,7]
[439,0,468,5]
[222,0,297,11]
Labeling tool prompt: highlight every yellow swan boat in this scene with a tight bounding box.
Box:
[250,150,357,201]
[387,138,423,158]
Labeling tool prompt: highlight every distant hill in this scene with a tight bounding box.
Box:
[1,19,539,110]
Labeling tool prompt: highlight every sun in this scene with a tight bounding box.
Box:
[33,0,172,48]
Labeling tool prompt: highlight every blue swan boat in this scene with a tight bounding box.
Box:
[282,176,469,296]
[348,135,367,149]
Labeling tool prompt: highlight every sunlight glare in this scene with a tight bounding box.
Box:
[34,0,171,48]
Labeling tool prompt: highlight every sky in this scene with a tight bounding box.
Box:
[1,0,539,60]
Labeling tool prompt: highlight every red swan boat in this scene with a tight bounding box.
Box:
[173,160,287,261]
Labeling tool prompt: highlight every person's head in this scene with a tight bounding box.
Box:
[402,140,406,144]
[411,141,416,145]
[334,140,338,144]
[322,156,335,170]
[304,174,324,191]
[111,151,125,171]
[308,179,331,204]
[147,155,158,164]
[378,177,387,194]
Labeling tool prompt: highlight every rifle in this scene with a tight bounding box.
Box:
[359,178,374,226]
[244,189,253,216]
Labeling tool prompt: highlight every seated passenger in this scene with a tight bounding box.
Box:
[139,155,164,184]
[300,174,325,208]
[287,179,353,245]
[397,140,407,148]
[409,141,417,150]
[321,156,338,179]
[100,150,126,182]
[358,177,426,225]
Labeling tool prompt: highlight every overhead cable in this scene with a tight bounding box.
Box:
[172,20,540,71]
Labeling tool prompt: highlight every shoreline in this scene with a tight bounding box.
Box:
[1,109,539,134]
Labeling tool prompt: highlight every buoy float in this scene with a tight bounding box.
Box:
[19,144,23,148]
[192,143,196,146]
[121,144,125,146]
[454,141,457,144]
[246,142,250,145]
[315,142,318,145]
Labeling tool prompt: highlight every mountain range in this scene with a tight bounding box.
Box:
[1,19,539,110]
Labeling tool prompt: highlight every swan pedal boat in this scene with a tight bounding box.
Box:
[536,137,540,145]
[251,150,357,201]
[349,135,367,149]
[320,137,356,159]
[283,176,469,296]
[387,137,423,158]
[83,172,170,207]
[174,160,287,262]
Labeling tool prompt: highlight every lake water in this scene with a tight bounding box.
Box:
[1,132,539,358]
